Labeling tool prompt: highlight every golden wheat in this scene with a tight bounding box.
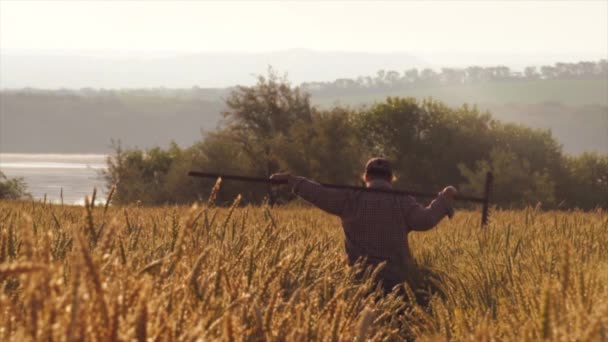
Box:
[0,199,606,341]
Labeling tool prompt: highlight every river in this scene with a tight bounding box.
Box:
[0,153,108,205]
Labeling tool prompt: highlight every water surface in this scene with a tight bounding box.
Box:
[0,153,108,205]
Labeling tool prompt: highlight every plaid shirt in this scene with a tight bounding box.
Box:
[290,177,454,289]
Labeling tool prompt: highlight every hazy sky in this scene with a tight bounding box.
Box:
[1,1,607,56]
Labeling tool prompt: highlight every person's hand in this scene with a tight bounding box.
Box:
[269,172,292,185]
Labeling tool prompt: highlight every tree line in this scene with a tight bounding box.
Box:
[302,59,608,96]
[103,71,607,210]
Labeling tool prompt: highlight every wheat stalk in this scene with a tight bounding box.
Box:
[0,202,606,340]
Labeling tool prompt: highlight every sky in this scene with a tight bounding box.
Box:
[1,0,607,88]
[1,0,607,56]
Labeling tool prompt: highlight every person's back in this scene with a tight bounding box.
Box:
[271,158,456,292]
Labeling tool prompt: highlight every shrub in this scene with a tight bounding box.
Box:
[0,171,30,200]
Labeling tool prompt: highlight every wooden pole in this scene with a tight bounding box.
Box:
[188,171,486,203]
[481,171,493,227]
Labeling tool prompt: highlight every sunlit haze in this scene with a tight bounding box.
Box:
[1,1,606,55]
[0,1,607,88]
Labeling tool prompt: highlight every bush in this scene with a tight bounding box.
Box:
[560,153,608,209]
[0,171,30,200]
[102,142,188,205]
[459,148,556,208]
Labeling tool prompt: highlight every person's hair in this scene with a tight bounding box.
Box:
[362,168,396,183]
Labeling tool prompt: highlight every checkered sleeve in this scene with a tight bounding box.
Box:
[405,193,454,231]
[289,176,349,216]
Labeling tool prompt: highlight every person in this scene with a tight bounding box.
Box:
[270,157,457,293]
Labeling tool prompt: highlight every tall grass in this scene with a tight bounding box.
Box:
[0,198,606,340]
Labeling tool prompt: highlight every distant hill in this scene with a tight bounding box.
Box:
[0,50,427,88]
[484,103,607,155]
[0,90,225,153]
[0,77,606,155]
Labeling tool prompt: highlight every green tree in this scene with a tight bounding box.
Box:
[490,122,567,200]
[103,142,183,205]
[561,153,608,209]
[459,148,556,207]
[223,69,313,178]
[355,97,494,192]
[188,130,268,204]
[275,107,363,185]
[0,171,31,200]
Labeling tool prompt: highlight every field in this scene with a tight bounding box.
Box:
[0,198,607,341]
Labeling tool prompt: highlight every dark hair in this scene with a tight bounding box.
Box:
[363,168,394,182]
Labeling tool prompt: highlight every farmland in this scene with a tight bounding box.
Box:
[1,198,606,341]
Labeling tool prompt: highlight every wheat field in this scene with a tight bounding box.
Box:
[0,194,607,341]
